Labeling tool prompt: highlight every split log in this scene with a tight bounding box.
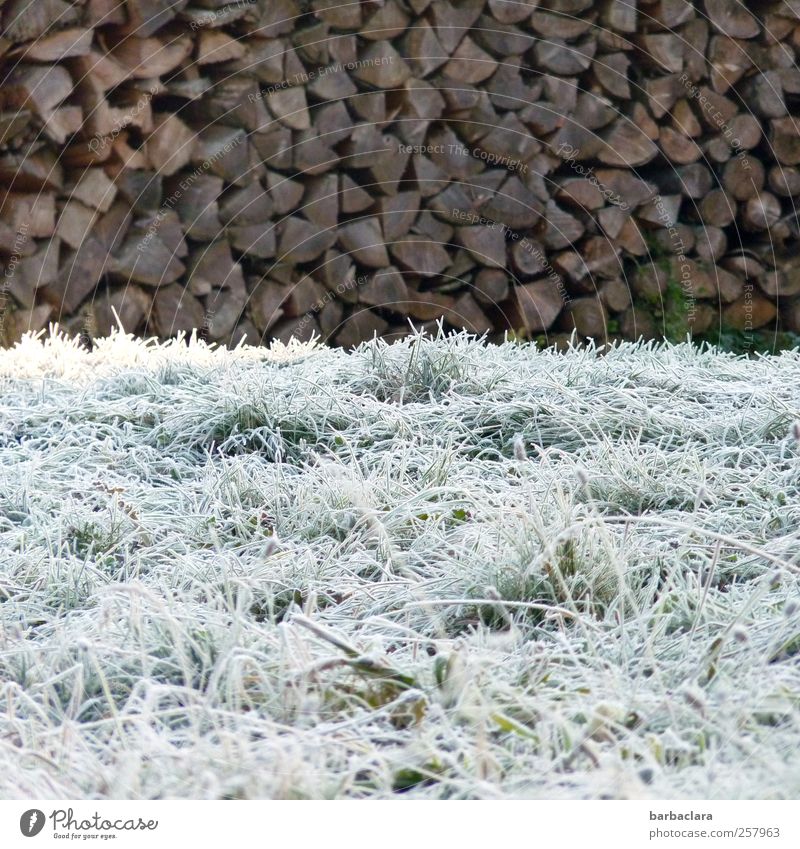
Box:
[722,157,765,200]
[93,285,152,336]
[390,235,451,277]
[455,225,506,268]
[723,294,776,330]
[0,65,73,122]
[559,298,609,338]
[698,189,736,227]
[510,280,565,334]
[742,193,782,230]
[473,268,509,305]
[278,216,336,264]
[335,309,389,348]
[358,266,409,309]
[704,0,761,39]
[150,283,205,337]
[1,0,79,41]
[338,218,390,268]
[18,28,93,61]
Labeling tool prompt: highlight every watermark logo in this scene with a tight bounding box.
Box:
[19,809,45,837]
[16,808,159,838]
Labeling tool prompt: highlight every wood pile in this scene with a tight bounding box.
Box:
[1,0,800,350]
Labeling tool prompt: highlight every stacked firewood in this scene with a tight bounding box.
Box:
[1,0,800,349]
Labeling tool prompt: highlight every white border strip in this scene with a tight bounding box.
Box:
[1,800,798,848]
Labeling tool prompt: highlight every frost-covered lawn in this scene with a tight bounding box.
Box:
[1,329,799,799]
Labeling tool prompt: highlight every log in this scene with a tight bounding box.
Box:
[699,189,736,227]
[105,33,193,79]
[741,71,787,119]
[121,0,188,37]
[708,35,753,92]
[600,0,638,32]
[723,294,776,330]
[4,240,59,307]
[192,126,249,183]
[401,20,448,78]
[111,228,185,288]
[145,113,196,177]
[473,268,509,305]
[704,0,760,39]
[694,227,728,263]
[55,201,97,251]
[351,42,411,88]
[490,0,535,24]
[361,1,410,40]
[281,275,326,318]
[376,191,420,241]
[722,156,765,200]
[455,224,506,268]
[338,218,390,268]
[17,28,93,61]
[442,37,499,84]
[1,0,78,41]
[559,297,609,338]
[742,193,782,230]
[0,65,73,121]
[770,117,800,165]
[600,277,632,312]
[44,238,108,314]
[656,163,713,198]
[248,278,288,335]
[768,165,800,196]
[638,33,685,73]
[659,126,703,164]
[539,201,585,249]
[510,280,565,334]
[390,235,451,277]
[358,266,409,309]
[593,52,632,99]
[150,283,205,337]
[445,293,492,335]
[335,309,389,348]
[278,216,336,264]
[0,193,56,237]
[598,120,659,167]
[671,258,743,302]
[186,240,243,295]
[428,0,485,53]
[93,285,151,336]
[730,115,762,149]
[532,37,596,75]
[197,29,246,64]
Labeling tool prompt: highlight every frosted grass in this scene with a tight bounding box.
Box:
[0,326,799,799]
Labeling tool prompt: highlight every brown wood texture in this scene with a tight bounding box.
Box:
[0,0,798,348]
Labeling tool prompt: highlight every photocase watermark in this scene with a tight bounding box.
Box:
[451,208,572,308]
[679,73,750,170]
[138,135,244,251]
[19,809,45,837]
[87,83,158,156]
[189,0,256,28]
[399,141,528,174]
[248,55,394,101]
[555,143,630,210]
[19,806,158,838]
[0,220,30,339]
